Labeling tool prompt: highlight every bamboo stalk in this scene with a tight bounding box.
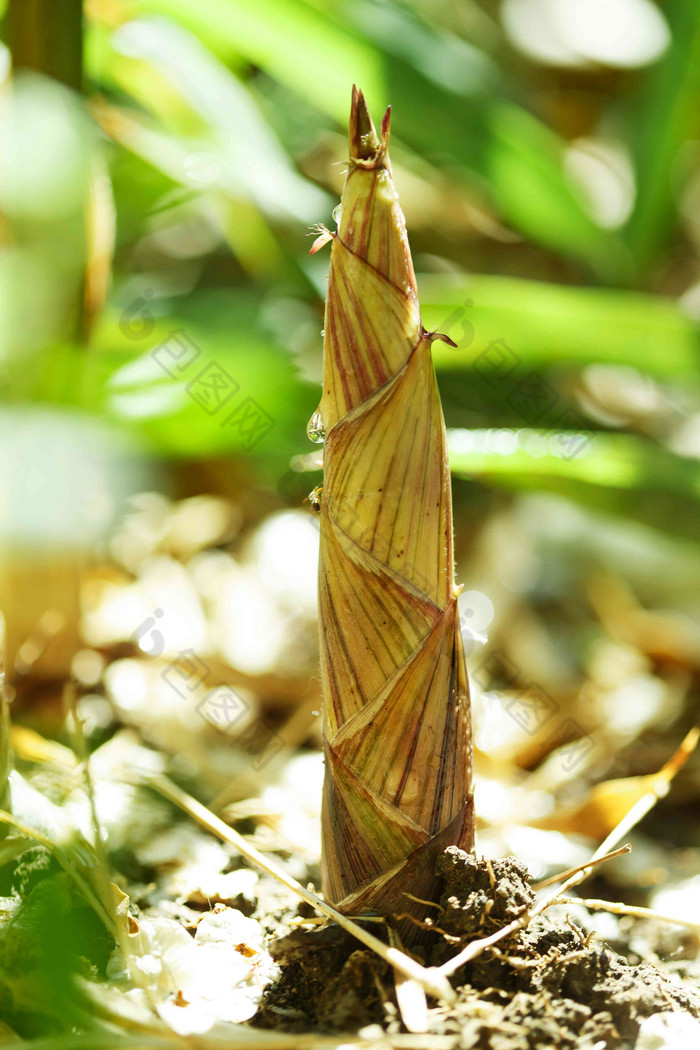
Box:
[313,88,474,935]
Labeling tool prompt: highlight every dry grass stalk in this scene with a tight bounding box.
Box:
[149,773,456,1003]
[531,843,633,890]
[555,896,700,935]
[437,729,697,975]
[312,87,473,930]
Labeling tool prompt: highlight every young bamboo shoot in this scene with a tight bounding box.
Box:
[311,88,474,932]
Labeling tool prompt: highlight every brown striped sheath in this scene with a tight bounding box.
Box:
[310,87,474,938]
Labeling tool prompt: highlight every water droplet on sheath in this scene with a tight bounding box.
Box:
[332,204,342,226]
[306,410,326,444]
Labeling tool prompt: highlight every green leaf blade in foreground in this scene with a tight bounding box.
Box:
[122,0,385,120]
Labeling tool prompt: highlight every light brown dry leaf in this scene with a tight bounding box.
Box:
[10,724,78,767]
[532,727,699,838]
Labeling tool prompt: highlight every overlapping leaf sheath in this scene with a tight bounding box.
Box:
[312,88,474,929]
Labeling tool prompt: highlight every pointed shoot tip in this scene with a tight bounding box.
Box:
[349,85,380,162]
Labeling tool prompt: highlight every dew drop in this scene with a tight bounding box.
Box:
[332,203,342,226]
[306,410,326,444]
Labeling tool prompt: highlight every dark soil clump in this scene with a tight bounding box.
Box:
[256,848,700,1048]
[436,845,534,937]
[257,923,392,1030]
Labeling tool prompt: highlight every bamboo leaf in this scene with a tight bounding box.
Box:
[448,429,700,541]
[350,0,621,274]
[116,0,621,274]
[421,274,700,380]
[123,0,386,117]
[622,0,700,276]
[98,18,329,224]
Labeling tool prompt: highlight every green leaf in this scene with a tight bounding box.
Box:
[122,0,386,118]
[348,0,624,277]
[622,0,700,277]
[449,429,700,541]
[0,835,34,867]
[421,273,700,379]
[28,292,316,482]
[101,16,329,224]
[3,772,119,937]
[115,0,621,275]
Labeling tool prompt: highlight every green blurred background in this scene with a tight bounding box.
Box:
[0,0,698,723]
[2,0,699,516]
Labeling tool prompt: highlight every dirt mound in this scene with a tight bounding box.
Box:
[256,848,700,1049]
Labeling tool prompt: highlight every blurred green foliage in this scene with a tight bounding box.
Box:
[0,0,699,536]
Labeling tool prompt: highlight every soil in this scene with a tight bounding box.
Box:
[256,847,700,1049]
